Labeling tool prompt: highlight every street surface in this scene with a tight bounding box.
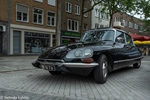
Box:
[0,56,150,100]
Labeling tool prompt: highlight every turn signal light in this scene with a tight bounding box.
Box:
[82,58,94,63]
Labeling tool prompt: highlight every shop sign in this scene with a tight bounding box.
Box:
[61,31,81,37]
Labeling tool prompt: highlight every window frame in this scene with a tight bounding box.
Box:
[95,8,99,17]
[47,11,56,26]
[83,8,88,17]
[48,0,56,6]
[16,4,29,22]
[33,8,44,25]
[128,22,133,28]
[66,2,72,13]
[75,5,80,15]
[67,19,79,32]
[35,0,43,2]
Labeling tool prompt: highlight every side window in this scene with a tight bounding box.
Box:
[125,34,134,46]
[115,31,125,43]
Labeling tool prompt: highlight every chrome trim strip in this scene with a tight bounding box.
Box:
[37,60,98,68]
[63,63,98,68]
[38,58,65,62]
[114,56,143,63]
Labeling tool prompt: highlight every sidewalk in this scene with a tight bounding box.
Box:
[0,56,38,72]
[142,56,150,61]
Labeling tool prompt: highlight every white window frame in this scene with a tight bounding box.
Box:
[134,23,138,29]
[67,19,79,32]
[16,4,29,22]
[66,2,72,13]
[95,8,99,17]
[48,0,56,6]
[33,8,44,25]
[35,0,43,2]
[75,5,80,15]
[84,8,88,17]
[47,11,56,26]
[122,20,126,26]
[129,22,133,28]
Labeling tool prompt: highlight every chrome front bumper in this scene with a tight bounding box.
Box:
[36,58,98,68]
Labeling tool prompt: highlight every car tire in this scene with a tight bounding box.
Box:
[94,54,108,84]
[133,60,141,68]
[49,71,61,75]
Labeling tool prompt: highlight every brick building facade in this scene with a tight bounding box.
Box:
[112,12,143,34]
[0,0,57,55]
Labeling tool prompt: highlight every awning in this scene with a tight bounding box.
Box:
[130,33,150,41]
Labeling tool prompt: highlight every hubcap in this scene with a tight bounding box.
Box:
[102,61,108,78]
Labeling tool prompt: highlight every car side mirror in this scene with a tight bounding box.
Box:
[116,37,123,43]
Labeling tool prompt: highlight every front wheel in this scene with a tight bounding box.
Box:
[49,71,61,75]
[133,60,141,68]
[94,54,108,84]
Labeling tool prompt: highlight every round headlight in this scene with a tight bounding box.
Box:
[84,48,93,57]
[75,50,83,57]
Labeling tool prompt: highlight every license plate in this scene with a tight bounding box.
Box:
[41,64,56,71]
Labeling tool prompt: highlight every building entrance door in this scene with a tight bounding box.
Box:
[13,31,21,54]
[0,32,2,54]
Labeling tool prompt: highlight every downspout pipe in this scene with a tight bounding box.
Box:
[7,0,10,55]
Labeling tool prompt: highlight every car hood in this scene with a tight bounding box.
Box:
[38,41,114,59]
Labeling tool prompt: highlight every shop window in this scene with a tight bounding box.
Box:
[16,4,28,22]
[66,2,72,13]
[24,32,50,53]
[75,5,80,15]
[47,11,56,26]
[67,19,79,32]
[33,8,43,24]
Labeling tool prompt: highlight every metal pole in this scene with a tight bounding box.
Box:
[7,0,10,55]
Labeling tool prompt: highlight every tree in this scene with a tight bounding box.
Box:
[98,0,137,27]
[80,0,105,36]
[136,0,150,36]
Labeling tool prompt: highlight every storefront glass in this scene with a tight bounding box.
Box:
[24,32,50,53]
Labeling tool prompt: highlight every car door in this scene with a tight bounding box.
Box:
[113,31,127,69]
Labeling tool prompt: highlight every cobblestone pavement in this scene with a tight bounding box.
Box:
[0,56,150,100]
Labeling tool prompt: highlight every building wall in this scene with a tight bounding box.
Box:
[59,0,91,44]
[0,0,8,22]
[91,3,110,29]
[112,12,142,34]
[60,0,91,32]
[0,0,9,55]
[0,0,58,55]
[10,0,57,30]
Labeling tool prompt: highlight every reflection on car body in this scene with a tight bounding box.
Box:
[32,28,142,84]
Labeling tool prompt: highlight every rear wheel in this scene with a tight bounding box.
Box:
[94,54,108,84]
[133,60,141,68]
[49,71,61,75]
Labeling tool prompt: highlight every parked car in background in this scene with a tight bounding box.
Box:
[32,28,143,84]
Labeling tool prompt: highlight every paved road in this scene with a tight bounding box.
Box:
[0,56,150,100]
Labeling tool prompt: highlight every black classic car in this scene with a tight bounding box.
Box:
[32,28,142,84]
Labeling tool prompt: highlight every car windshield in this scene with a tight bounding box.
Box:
[80,30,115,43]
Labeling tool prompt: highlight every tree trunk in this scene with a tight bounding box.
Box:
[109,14,113,27]
[55,0,61,46]
[80,0,85,37]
